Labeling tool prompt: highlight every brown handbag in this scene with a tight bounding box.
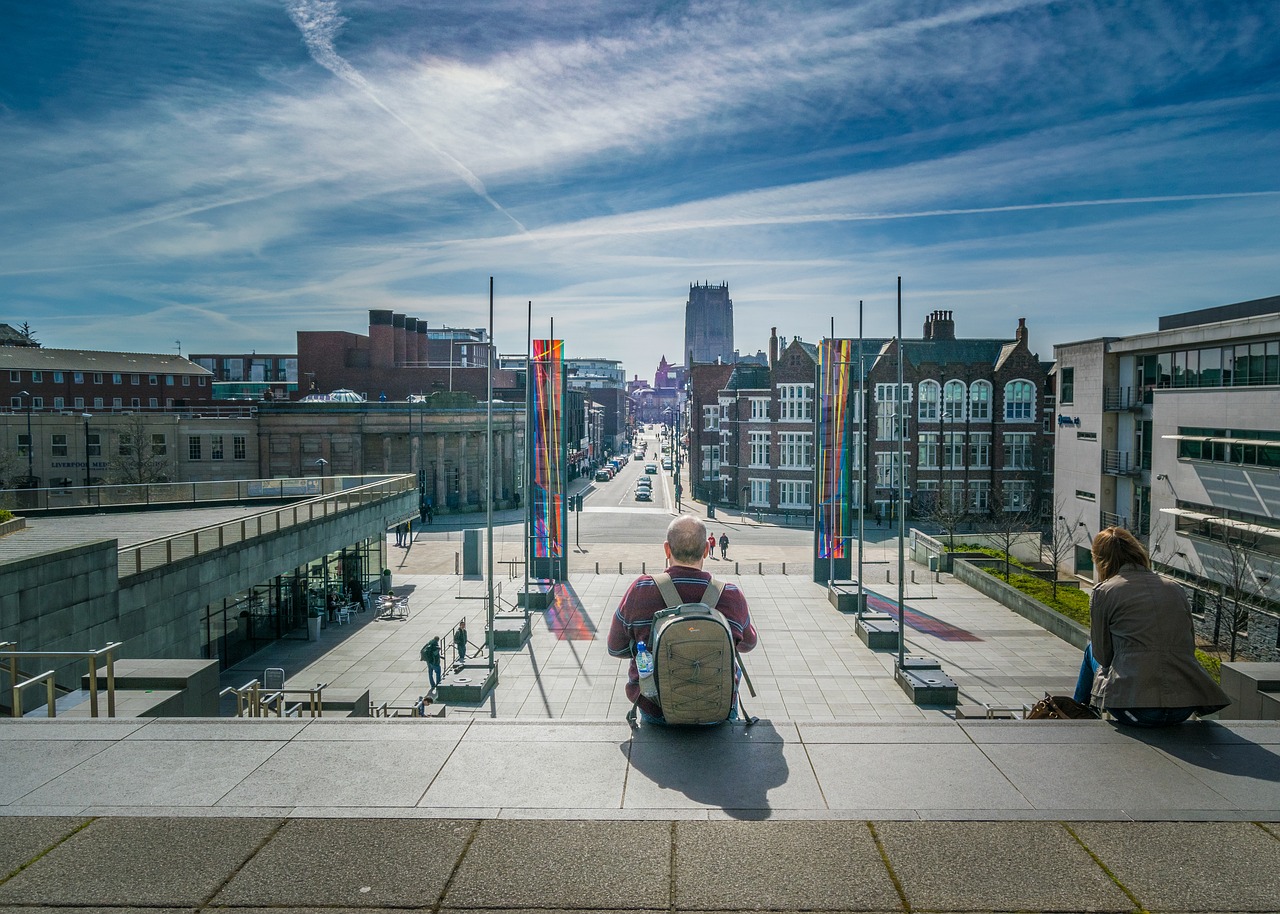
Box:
[1026,694,1099,720]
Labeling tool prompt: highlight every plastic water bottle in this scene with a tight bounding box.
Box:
[635,640,658,698]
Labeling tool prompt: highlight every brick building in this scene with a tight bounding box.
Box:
[296,310,517,401]
[687,314,1052,523]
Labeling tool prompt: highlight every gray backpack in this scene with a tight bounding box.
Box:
[628,573,757,726]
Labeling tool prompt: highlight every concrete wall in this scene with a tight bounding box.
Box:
[2,489,414,696]
[953,557,1089,649]
[1,540,122,693]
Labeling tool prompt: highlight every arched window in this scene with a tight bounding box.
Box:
[1003,380,1035,421]
[918,381,940,421]
[943,380,966,421]
[969,381,992,420]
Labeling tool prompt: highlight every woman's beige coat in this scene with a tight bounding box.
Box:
[1090,563,1229,712]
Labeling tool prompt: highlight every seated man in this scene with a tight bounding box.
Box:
[607,515,757,723]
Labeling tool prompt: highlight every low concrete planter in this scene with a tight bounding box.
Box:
[953,558,1089,649]
[0,516,25,538]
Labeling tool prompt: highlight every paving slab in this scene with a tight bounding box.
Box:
[0,720,144,740]
[625,731,823,813]
[0,817,279,907]
[422,739,629,810]
[979,741,1238,812]
[0,817,88,881]
[13,739,285,808]
[674,821,901,911]
[805,743,1032,811]
[126,718,311,741]
[213,818,474,908]
[874,820,1133,912]
[290,718,474,740]
[797,721,972,743]
[0,741,112,805]
[1069,821,1280,912]
[444,819,670,909]
[217,738,456,808]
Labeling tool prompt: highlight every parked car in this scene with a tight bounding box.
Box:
[661,458,672,470]
[645,463,658,474]
[594,470,611,482]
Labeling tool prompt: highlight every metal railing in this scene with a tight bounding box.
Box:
[117,474,415,577]
[1102,387,1142,411]
[1,473,400,514]
[1100,511,1130,530]
[1,642,122,718]
[219,679,327,718]
[1102,450,1140,476]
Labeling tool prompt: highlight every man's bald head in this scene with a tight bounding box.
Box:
[666,515,709,566]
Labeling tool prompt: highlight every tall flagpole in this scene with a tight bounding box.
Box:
[896,276,906,672]
[857,299,865,618]
[523,299,531,618]
[486,277,495,670]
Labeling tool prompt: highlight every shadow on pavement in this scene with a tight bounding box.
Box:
[624,720,789,820]
[1124,721,1280,782]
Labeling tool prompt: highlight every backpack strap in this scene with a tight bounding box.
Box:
[652,572,724,611]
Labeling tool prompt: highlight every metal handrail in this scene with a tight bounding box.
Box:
[117,474,415,577]
[13,670,58,718]
[220,679,327,718]
[1,642,121,718]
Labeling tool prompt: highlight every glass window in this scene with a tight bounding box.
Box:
[53,397,64,410]
[943,380,966,419]
[93,398,103,409]
[1199,347,1222,386]
[918,381,940,421]
[233,435,247,460]
[151,434,167,456]
[73,397,84,409]
[31,371,42,383]
[750,398,769,421]
[7,370,18,383]
[112,373,122,383]
[51,433,68,457]
[17,433,31,455]
[86,432,101,457]
[1003,380,1035,421]
[188,436,201,460]
[1184,349,1199,388]
[93,372,103,384]
[211,435,224,460]
[969,381,991,420]
[918,432,938,468]
[1003,432,1034,469]
[74,372,84,383]
[969,432,991,468]
[942,432,965,469]
[779,432,812,468]
[1267,341,1280,385]
[749,432,769,466]
[53,371,64,383]
[749,478,771,506]
[31,397,43,409]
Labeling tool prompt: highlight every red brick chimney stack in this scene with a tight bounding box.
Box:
[769,327,778,370]
[369,310,395,369]
[1016,317,1028,344]
[392,314,406,366]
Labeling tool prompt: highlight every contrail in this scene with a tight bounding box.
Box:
[285,0,526,232]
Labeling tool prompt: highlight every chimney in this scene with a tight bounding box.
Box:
[925,310,956,341]
[416,321,429,363]
[769,328,778,370]
[369,309,395,369]
[1015,317,1028,344]
[403,317,418,365]
[923,312,933,340]
[392,313,406,366]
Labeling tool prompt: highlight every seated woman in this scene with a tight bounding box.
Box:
[1073,527,1229,726]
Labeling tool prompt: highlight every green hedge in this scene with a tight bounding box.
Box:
[0,509,14,523]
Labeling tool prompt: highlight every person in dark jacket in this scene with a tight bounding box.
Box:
[1073,527,1229,726]
[453,619,469,666]
[421,637,442,690]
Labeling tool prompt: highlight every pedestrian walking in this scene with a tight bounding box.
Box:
[719,532,729,560]
[707,534,717,559]
[421,637,442,690]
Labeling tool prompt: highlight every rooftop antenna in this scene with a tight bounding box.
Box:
[175,340,181,356]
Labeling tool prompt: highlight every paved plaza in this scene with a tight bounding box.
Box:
[4,480,1280,911]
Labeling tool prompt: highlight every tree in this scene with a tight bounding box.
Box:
[106,415,176,485]
[0,444,17,489]
[1044,500,1085,601]
[923,481,971,553]
[981,474,1041,581]
[1199,521,1277,662]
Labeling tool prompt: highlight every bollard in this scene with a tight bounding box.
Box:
[642,562,646,574]
[595,562,599,574]
[886,570,891,583]
[455,552,460,575]
[782,562,786,575]
[911,570,917,584]
[757,562,762,575]
[619,562,623,575]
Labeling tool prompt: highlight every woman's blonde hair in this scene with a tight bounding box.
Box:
[1091,526,1150,581]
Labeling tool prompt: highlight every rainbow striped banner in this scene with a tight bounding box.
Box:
[817,339,853,560]
[530,339,564,560]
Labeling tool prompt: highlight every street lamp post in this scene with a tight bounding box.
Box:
[82,413,93,488]
[314,457,328,485]
[18,390,34,483]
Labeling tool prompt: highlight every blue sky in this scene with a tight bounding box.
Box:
[2,0,1278,379]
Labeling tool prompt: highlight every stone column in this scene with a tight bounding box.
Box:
[457,431,468,508]
[382,435,393,474]
[435,434,446,507]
